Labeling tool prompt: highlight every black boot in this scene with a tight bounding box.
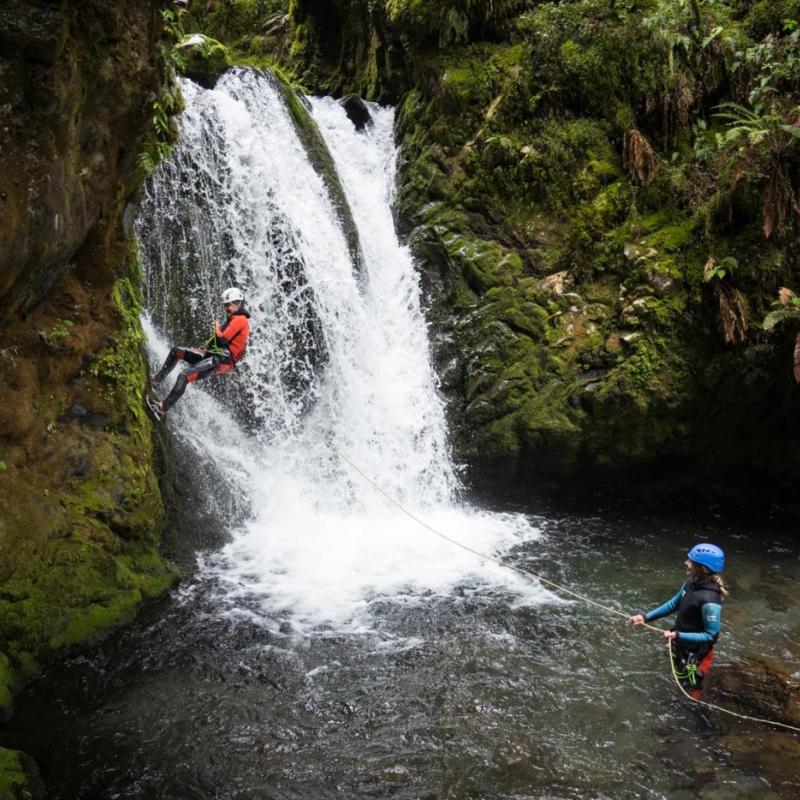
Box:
[152,348,180,389]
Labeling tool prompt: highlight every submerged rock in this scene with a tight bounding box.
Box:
[710,658,800,795]
[710,658,800,729]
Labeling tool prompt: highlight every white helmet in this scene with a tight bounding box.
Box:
[221,287,244,304]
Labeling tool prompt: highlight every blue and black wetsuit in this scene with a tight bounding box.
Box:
[643,577,722,698]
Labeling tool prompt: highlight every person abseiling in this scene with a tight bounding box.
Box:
[147,287,251,420]
[630,543,727,700]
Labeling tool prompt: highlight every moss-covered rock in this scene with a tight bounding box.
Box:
[287,0,407,100]
[0,264,178,723]
[268,67,365,277]
[177,33,233,88]
[181,0,289,63]
[0,747,43,800]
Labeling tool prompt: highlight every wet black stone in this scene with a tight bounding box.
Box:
[68,454,92,478]
[56,403,88,423]
[340,94,372,131]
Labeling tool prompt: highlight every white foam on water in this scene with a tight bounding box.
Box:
[137,70,554,636]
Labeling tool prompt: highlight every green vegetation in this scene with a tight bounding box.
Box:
[137,10,185,176]
[180,0,288,66]
[0,747,41,800]
[175,33,233,87]
[137,84,182,175]
[38,319,74,348]
[0,242,175,727]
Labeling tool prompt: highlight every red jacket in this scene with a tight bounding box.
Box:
[215,309,250,364]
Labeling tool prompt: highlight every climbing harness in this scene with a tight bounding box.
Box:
[330,446,800,734]
[673,658,700,689]
[203,329,227,358]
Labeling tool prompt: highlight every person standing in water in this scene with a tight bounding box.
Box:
[148,287,251,420]
[630,543,727,699]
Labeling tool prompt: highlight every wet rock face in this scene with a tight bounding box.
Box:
[288,0,408,101]
[711,659,800,729]
[707,658,800,792]
[340,93,372,130]
[387,9,800,501]
[0,0,170,320]
[0,0,175,725]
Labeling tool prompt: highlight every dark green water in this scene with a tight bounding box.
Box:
[3,506,799,799]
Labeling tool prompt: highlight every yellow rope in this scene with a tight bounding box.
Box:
[334,448,800,734]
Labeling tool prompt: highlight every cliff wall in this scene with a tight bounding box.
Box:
[0,3,178,784]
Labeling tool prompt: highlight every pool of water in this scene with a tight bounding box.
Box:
[3,505,799,799]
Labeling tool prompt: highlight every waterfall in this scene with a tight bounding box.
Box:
[136,69,548,635]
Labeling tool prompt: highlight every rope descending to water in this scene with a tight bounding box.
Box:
[333,447,800,735]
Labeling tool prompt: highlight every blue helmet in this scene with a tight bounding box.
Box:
[688,543,725,574]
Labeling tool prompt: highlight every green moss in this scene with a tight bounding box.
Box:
[268,68,364,275]
[90,277,148,424]
[470,414,521,474]
[568,180,633,265]
[518,388,583,476]
[176,33,233,87]
[0,529,173,649]
[190,0,286,39]
[746,0,800,38]
[441,232,522,292]
[0,747,42,800]
[641,215,699,253]
[505,118,623,218]
[49,590,141,650]
[136,78,182,177]
[559,37,620,110]
[485,286,547,339]
[0,244,173,729]
[41,545,178,651]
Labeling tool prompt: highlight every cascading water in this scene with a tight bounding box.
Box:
[137,69,550,635]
